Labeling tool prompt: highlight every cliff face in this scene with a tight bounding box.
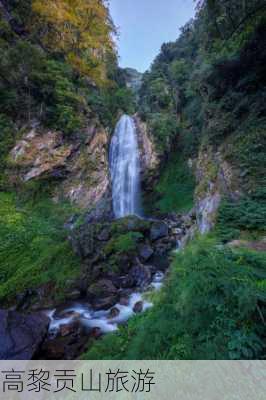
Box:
[195,146,242,234]
[9,122,112,215]
[134,115,160,191]
[8,113,161,222]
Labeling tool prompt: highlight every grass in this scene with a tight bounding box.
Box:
[0,191,82,305]
[82,235,266,360]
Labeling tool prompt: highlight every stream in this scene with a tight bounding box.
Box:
[45,271,164,339]
[41,115,164,354]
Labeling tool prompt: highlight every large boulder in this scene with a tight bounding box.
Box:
[139,244,154,261]
[150,221,169,241]
[87,279,118,311]
[128,261,153,288]
[0,310,50,360]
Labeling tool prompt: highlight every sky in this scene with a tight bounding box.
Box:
[109,0,196,73]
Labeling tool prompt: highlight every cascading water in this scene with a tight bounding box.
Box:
[44,115,167,348]
[109,114,142,218]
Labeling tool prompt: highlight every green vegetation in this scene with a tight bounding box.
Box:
[216,190,266,242]
[0,1,137,202]
[139,1,266,187]
[104,232,144,255]
[0,114,15,188]
[144,155,195,215]
[83,236,266,360]
[0,0,265,362]
[0,192,81,304]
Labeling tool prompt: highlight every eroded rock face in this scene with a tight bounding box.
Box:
[150,221,169,241]
[0,310,49,360]
[134,115,160,187]
[195,147,242,234]
[58,127,111,210]
[9,123,112,216]
[10,129,73,182]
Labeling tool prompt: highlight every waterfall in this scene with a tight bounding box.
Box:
[109,114,142,218]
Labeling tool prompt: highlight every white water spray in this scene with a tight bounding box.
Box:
[109,115,142,218]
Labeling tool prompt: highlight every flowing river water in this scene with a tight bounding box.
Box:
[45,115,164,341]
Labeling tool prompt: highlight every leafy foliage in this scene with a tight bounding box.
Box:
[139,1,266,190]
[0,192,81,304]
[216,190,266,241]
[32,0,115,86]
[104,232,144,255]
[0,114,15,188]
[144,155,195,215]
[83,236,266,360]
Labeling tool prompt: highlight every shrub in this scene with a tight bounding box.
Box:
[83,236,266,360]
[144,155,195,215]
[150,113,178,150]
[0,192,81,304]
[0,114,15,188]
[216,192,266,241]
[104,232,144,255]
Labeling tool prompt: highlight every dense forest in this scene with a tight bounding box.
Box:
[0,0,265,361]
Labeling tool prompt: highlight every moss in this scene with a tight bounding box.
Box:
[109,217,151,236]
[104,232,143,256]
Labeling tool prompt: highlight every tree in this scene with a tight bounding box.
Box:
[32,0,116,85]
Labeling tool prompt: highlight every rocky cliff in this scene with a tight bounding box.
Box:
[9,121,112,217]
[195,145,242,234]
[134,115,160,194]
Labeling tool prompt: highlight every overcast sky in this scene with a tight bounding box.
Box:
[109,0,196,72]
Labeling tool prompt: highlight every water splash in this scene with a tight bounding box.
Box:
[45,272,164,337]
[109,115,142,218]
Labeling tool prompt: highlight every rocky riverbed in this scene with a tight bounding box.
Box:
[0,212,196,360]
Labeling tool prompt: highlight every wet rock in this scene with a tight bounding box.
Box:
[108,307,120,319]
[171,227,184,236]
[65,290,81,301]
[119,296,130,306]
[139,244,154,261]
[87,279,118,311]
[54,310,81,320]
[150,221,169,241]
[92,296,118,311]
[0,310,49,360]
[133,301,143,313]
[39,334,88,360]
[116,275,135,289]
[129,261,152,288]
[87,279,117,299]
[90,327,102,339]
[97,228,110,242]
[71,224,95,258]
[197,192,221,234]
[59,321,81,337]
[85,194,113,223]
[15,289,38,311]
[153,238,173,257]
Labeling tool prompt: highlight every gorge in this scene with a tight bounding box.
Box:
[0,0,265,361]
